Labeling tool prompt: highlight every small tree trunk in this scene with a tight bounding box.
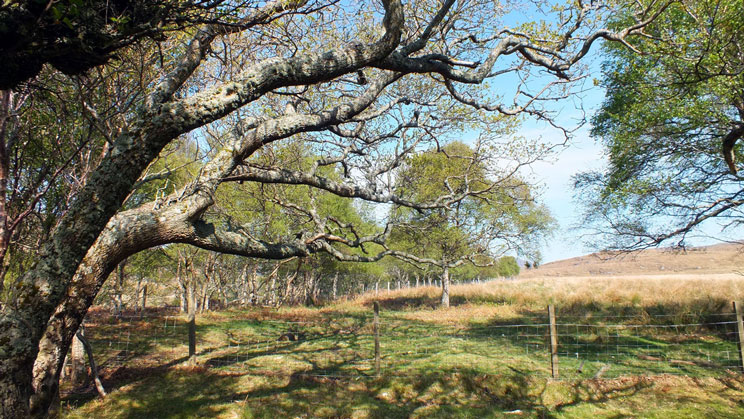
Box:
[177,258,187,312]
[332,272,338,300]
[140,284,147,318]
[134,276,143,315]
[304,271,313,306]
[114,262,125,317]
[313,273,322,303]
[270,274,277,306]
[239,265,248,305]
[199,281,207,314]
[415,275,419,288]
[187,279,197,364]
[180,287,187,312]
[75,331,106,397]
[440,266,450,308]
[69,326,87,386]
[248,265,257,305]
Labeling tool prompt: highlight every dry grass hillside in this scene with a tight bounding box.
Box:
[521,242,744,278]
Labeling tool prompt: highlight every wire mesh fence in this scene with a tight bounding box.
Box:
[61,305,744,396]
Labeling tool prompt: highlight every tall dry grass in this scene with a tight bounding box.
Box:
[350,273,744,323]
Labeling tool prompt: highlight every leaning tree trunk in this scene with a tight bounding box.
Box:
[75,331,106,398]
[29,218,139,417]
[69,328,86,388]
[440,265,450,308]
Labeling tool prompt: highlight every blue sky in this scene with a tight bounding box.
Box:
[525,85,744,263]
[487,1,744,263]
[527,126,603,262]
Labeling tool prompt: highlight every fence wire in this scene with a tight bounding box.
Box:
[59,308,744,396]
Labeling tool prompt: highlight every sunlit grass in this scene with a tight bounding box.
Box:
[62,275,744,418]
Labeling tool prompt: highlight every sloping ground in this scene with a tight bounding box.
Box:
[521,242,744,278]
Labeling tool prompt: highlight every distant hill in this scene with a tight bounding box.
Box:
[521,242,744,277]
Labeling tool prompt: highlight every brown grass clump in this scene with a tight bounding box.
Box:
[349,273,744,320]
[398,303,523,325]
[483,274,744,309]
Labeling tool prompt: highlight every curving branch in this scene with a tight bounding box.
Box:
[721,124,744,175]
[223,165,499,210]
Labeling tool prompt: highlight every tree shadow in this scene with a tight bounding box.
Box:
[462,303,741,379]
[373,294,469,310]
[63,305,744,417]
[74,358,666,418]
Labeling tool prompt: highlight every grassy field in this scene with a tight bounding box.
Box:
[61,276,744,418]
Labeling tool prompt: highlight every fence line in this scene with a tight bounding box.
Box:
[58,303,744,397]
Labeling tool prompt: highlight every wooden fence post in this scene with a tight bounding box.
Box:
[374,301,381,376]
[548,304,558,378]
[734,301,744,372]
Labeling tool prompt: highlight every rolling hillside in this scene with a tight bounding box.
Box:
[521,242,744,278]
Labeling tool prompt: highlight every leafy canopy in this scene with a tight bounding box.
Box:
[391,141,553,267]
[577,0,744,249]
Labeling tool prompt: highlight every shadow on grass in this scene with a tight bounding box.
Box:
[61,305,744,419]
[374,294,470,310]
[460,303,741,379]
[64,359,670,419]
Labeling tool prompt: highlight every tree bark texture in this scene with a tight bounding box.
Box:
[69,329,86,387]
[440,266,450,308]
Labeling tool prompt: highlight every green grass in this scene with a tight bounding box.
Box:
[61,300,744,418]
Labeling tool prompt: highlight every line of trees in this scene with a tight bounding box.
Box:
[102,244,522,315]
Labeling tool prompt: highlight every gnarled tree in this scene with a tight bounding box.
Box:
[0,0,670,416]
